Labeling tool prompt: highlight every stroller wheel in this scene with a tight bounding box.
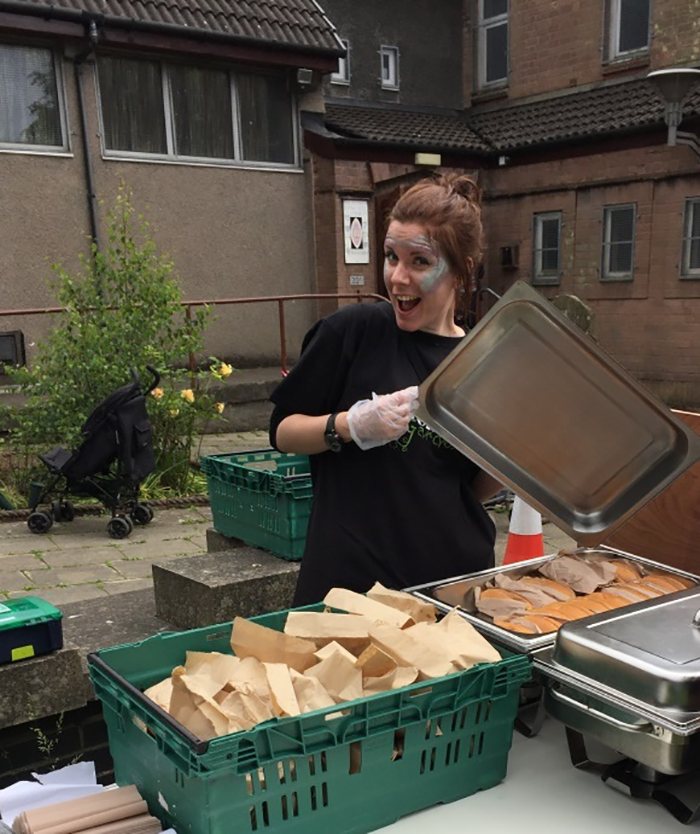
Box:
[61,501,76,522]
[131,502,154,526]
[107,516,133,539]
[28,511,54,534]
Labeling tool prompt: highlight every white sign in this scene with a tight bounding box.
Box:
[349,274,365,286]
[343,199,370,264]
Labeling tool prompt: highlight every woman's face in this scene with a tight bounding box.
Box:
[384,221,461,336]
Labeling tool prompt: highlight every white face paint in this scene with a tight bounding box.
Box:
[383,221,462,337]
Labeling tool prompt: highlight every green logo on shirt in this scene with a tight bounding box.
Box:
[391,417,454,453]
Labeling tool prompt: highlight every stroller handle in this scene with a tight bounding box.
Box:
[130,366,161,394]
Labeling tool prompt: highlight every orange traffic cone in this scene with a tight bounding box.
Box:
[502,495,545,565]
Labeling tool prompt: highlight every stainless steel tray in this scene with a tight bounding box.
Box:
[404,547,700,656]
[416,281,700,546]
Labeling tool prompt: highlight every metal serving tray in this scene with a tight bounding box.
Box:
[416,281,700,546]
[404,547,700,656]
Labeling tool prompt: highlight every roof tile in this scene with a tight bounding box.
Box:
[26,0,341,52]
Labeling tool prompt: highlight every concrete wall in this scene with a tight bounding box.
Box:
[0,48,317,369]
[321,0,464,109]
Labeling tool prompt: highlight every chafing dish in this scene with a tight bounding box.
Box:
[532,588,700,823]
[404,546,700,656]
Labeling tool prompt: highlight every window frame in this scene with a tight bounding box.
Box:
[532,211,562,286]
[477,0,509,90]
[681,198,700,279]
[607,0,651,62]
[379,45,399,91]
[0,40,70,155]
[330,39,350,86]
[601,203,636,281]
[95,54,300,171]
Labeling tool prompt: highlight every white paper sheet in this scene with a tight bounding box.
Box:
[0,761,103,827]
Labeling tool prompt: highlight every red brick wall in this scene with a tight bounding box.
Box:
[481,144,700,404]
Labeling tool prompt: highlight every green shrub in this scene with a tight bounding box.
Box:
[1,184,227,501]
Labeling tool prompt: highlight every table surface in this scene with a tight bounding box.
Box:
[383,717,693,833]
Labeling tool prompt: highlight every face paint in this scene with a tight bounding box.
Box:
[418,252,450,293]
[384,233,450,293]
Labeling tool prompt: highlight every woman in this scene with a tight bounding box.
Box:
[269,174,500,605]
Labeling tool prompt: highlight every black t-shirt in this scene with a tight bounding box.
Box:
[270,301,495,605]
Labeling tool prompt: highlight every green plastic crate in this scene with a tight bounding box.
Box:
[88,606,530,834]
[201,450,312,560]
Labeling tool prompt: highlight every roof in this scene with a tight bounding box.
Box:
[321,78,700,156]
[0,0,343,53]
[324,103,492,153]
[470,77,700,152]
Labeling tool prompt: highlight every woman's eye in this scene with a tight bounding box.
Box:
[384,250,398,262]
[414,256,430,266]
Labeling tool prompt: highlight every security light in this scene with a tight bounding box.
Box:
[647,68,700,156]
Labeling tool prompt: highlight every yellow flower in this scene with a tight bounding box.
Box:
[169,408,179,417]
[181,388,195,404]
[151,387,164,399]
[219,362,233,378]
[215,402,225,414]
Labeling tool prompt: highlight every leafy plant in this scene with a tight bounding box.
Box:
[1,183,227,501]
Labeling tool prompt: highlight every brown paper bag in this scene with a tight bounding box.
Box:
[368,623,457,680]
[231,617,317,672]
[185,650,240,682]
[219,683,275,727]
[355,644,397,678]
[364,666,419,694]
[434,608,501,665]
[305,649,363,703]
[264,662,301,717]
[314,640,358,664]
[169,669,218,741]
[289,669,337,713]
[283,612,372,653]
[366,582,437,624]
[143,677,173,711]
[324,588,413,628]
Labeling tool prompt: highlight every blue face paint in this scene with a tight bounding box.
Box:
[384,233,450,294]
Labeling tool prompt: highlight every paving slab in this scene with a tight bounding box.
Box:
[0,571,33,594]
[24,564,121,588]
[104,578,155,595]
[10,585,109,605]
[40,547,126,569]
[117,538,204,560]
[0,554,48,572]
[107,559,155,580]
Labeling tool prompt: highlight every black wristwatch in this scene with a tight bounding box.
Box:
[324,412,343,453]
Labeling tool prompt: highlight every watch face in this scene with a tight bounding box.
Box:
[326,431,342,453]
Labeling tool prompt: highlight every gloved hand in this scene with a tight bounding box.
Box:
[346,386,419,450]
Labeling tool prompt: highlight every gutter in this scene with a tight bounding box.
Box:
[0,1,345,58]
[73,18,101,253]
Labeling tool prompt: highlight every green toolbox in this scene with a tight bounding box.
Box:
[0,596,63,664]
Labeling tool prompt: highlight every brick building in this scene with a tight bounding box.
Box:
[307,0,700,407]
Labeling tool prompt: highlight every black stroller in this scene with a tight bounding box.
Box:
[27,367,160,539]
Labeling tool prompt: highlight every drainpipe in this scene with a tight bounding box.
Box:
[73,19,101,253]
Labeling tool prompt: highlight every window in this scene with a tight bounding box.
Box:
[477,0,508,88]
[331,40,350,85]
[602,204,636,280]
[681,198,700,278]
[380,46,399,90]
[97,56,297,167]
[0,43,65,150]
[607,0,650,60]
[533,212,562,284]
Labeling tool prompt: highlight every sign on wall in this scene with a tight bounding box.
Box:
[343,199,370,264]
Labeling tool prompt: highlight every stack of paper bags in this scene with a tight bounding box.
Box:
[12,785,162,833]
[143,583,502,742]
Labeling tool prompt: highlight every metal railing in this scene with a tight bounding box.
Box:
[0,292,386,375]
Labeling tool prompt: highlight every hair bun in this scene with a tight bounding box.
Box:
[438,173,482,206]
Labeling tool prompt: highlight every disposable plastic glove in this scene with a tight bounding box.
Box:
[346,386,419,450]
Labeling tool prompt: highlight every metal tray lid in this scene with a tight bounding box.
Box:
[552,587,700,712]
[416,281,700,546]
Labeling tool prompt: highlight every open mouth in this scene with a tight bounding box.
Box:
[396,295,421,313]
